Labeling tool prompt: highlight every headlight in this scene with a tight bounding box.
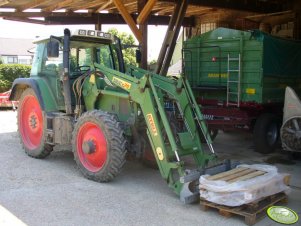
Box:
[88,30,95,36]
[97,32,104,37]
[78,30,86,35]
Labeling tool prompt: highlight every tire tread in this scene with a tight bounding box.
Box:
[72,110,126,182]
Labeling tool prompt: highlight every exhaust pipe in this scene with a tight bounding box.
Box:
[62,28,72,115]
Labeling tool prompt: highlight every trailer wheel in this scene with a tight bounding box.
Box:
[17,88,53,158]
[72,110,126,182]
[254,113,280,154]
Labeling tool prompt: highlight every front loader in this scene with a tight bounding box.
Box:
[10,29,235,203]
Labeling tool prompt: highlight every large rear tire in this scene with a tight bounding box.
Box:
[72,110,126,182]
[254,113,280,154]
[17,88,53,158]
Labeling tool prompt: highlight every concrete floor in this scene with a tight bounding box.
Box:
[0,110,300,226]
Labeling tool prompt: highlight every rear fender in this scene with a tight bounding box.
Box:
[283,86,301,122]
[9,78,58,111]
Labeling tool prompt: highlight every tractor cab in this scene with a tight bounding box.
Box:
[30,29,126,110]
[36,30,124,73]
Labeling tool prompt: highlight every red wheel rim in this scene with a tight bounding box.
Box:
[19,95,43,150]
[77,122,107,172]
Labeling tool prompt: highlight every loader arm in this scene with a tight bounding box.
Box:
[91,62,216,197]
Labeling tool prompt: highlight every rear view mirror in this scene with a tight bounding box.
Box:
[136,49,141,64]
[47,40,59,58]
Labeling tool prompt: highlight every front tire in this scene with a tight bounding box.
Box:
[17,88,53,158]
[254,113,280,154]
[72,110,126,182]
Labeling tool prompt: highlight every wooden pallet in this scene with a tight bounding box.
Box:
[206,167,267,183]
[200,168,291,225]
[200,192,288,225]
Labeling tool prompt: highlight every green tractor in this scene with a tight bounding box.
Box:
[10,29,233,203]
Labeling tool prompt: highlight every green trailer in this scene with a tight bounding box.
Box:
[183,28,301,153]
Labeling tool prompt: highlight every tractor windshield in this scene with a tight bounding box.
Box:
[31,39,123,78]
[69,41,120,75]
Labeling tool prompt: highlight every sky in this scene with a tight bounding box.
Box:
[0,18,168,61]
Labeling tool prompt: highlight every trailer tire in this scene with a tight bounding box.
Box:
[72,110,126,182]
[17,88,53,158]
[254,113,280,154]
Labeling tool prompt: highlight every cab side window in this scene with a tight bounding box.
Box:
[30,44,44,76]
[96,45,114,69]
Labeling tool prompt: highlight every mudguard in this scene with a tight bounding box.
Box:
[9,78,59,111]
[280,87,301,152]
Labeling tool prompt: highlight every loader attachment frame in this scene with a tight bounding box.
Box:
[88,62,217,198]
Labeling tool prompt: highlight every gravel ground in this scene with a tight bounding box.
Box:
[0,110,300,226]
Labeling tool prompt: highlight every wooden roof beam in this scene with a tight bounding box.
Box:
[17,0,52,12]
[156,7,172,15]
[3,16,48,25]
[186,8,213,15]
[137,0,157,25]
[160,0,283,13]
[112,0,142,42]
[0,11,194,26]
[105,2,136,11]
[43,13,194,26]
[0,11,92,17]
[72,0,105,11]
[95,0,113,12]
[0,0,10,7]
[43,0,75,12]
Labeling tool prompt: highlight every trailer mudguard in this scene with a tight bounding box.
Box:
[9,78,58,111]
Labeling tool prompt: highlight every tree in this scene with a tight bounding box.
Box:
[108,28,137,66]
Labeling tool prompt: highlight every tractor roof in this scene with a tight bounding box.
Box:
[34,29,113,44]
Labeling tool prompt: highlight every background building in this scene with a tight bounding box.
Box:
[0,38,34,65]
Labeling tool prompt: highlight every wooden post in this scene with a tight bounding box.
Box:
[294,0,301,39]
[294,13,301,39]
[138,0,148,69]
[95,21,101,31]
[156,0,188,76]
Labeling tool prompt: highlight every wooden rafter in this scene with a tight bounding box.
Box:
[17,0,52,11]
[165,0,283,13]
[136,0,157,25]
[112,0,142,42]
[42,0,74,12]
[72,0,104,11]
[0,11,92,17]
[71,0,101,11]
[0,11,194,26]
[3,16,48,25]
[0,0,10,7]
[105,2,136,11]
[186,8,213,15]
[95,0,113,12]
[156,7,172,15]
